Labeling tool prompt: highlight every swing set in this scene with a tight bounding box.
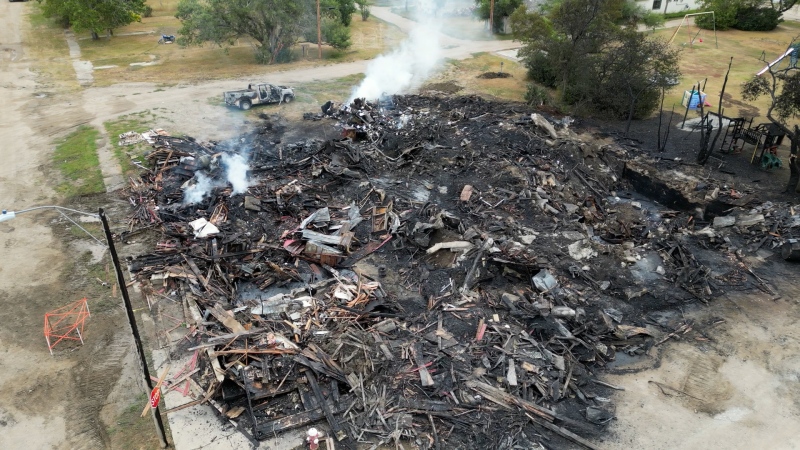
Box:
[668,12,718,48]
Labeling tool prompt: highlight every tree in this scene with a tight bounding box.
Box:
[511,0,626,101]
[742,55,800,131]
[696,0,788,31]
[356,0,370,21]
[322,17,352,50]
[38,0,146,39]
[510,1,680,121]
[593,30,681,133]
[742,46,800,191]
[475,0,523,33]
[176,0,314,64]
[695,0,741,30]
[324,0,356,27]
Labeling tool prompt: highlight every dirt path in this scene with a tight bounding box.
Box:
[0,2,74,448]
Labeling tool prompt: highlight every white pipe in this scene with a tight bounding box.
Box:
[757,48,796,76]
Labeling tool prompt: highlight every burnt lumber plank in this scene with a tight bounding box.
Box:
[305,370,355,449]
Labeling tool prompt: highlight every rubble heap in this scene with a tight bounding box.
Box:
[123,95,800,449]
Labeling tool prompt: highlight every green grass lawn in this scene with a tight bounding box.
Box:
[652,21,800,124]
[104,110,168,178]
[53,126,105,197]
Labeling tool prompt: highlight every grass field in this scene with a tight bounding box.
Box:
[72,0,405,86]
[427,52,528,102]
[53,126,105,197]
[24,8,80,90]
[652,21,800,123]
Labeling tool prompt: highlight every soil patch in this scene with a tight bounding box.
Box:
[477,71,512,79]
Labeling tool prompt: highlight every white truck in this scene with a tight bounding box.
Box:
[224,83,295,110]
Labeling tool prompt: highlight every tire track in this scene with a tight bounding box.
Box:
[65,330,131,450]
[682,349,733,414]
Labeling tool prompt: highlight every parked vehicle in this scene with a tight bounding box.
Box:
[158,35,176,44]
[223,83,295,110]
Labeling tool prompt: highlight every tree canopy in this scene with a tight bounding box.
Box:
[742,55,800,134]
[38,0,146,39]
[176,0,358,63]
[176,0,315,64]
[325,0,357,27]
[696,0,787,31]
[474,0,524,33]
[511,0,681,126]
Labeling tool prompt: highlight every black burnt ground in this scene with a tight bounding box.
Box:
[122,94,800,449]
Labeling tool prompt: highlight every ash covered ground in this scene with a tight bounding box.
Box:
[122,94,800,449]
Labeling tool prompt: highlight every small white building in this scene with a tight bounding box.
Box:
[636,0,701,14]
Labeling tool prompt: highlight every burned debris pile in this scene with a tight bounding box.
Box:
[123,94,800,448]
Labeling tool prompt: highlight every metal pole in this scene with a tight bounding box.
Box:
[681,83,696,129]
[99,208,168,448]
[713,11,718,48]
[317,0,322,59]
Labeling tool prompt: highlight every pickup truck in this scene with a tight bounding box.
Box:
[224,83,294,110]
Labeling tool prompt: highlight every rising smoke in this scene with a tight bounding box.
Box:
[183,172,215,205]
[222,153,252,194]
[182,152,254,205]
[348,11,442,102]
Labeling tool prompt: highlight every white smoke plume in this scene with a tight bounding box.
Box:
[183,172,215,205]
[222,153,252,194]
[348,14,442,102]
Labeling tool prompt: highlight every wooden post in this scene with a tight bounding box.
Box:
[100,208,168,448]
[317,0,322,59]
[489,0,495,34]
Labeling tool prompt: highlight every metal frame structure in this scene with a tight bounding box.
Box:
[44,298,91,355]
[668,12,718,49]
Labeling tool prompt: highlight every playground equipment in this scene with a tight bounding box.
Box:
[757,43,800,76]
[668,12,718,48]
[706,112,786,168]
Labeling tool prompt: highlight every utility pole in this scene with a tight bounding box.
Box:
[489,0,495,34]
[317,0,322,59]
[99,208,168,448]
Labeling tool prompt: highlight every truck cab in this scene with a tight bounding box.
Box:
[224,83,294,110]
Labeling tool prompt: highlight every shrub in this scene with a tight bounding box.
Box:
[734,7,781,31]
[323,19,352,50]
[664,8,701,20]
[524,83,550,107]
[695,0,739,30]
[525,51,558,88]
[143,5,153,18]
